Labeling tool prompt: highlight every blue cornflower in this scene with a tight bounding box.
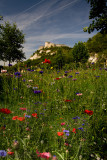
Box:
[68,75,73,78]
[34,102,42,104]
[65,133,70,136]
[8,64,12,66]
[34,90,42,94]
[95,76,100,78]
[78,127,84,131]
[27,69,31,71]
[72,116,80,119]
[40,113,44,115]
[63,130,69,133]
[65,71,68,73]
[13,88,17,90]
[75,72,79,74]
[39,71,43,74]
[23,79,26,82]
[0,150,7,157]
[25,115,31,118]
[14,72,20,76]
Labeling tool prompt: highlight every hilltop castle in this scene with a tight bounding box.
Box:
[38,41,67,50]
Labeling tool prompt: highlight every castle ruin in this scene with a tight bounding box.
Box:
[38,41,67,50]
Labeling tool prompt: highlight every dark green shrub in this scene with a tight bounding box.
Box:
[72,41,89,63]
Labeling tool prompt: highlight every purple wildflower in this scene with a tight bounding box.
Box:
[23,79,26,82]
[0,150,7,157]
[40,113,44,115]
[72,79,77,81]
[25,115,31,118]
[78,127,84,131]
[8,64,12,66]
[72,116,80,119]
[75,72,79,74]
[27,69,31,71]
[14,72,20,76]
[63,130,69,133]
[68,75,73,78]
[65,133,70,136]
[34,90,42,94]
[39,71,43,74]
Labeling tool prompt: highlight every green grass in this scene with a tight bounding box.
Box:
[0,67,107,160]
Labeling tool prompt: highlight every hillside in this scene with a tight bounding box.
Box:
[30,41,70,60]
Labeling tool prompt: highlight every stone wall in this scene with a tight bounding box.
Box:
[45,42,56,48]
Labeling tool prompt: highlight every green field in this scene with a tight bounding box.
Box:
[0,67,107,160]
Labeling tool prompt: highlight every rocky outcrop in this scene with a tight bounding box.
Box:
[88,54,98,63]
[30,54,41,60]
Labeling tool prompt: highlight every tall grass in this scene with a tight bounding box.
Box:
[0,67,107,160]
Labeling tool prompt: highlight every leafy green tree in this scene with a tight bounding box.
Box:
[0,22,26,65]
[86,32,107,53]
[72,41,89,63]
[52,48,66,69]
[84,0,107,34]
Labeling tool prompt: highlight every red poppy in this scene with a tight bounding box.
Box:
[20,108,27,111]
[72,128,76,133]
[84,110,93,115]
[55,78,61,80]
[0,108,11,114]
[7,152,14,155]
[1,126,6,130]
[43,59,51,64]
[17,117,25,121]
[61,122,65,126]
[32,113,38,118]
[12,116,19,120]
[36,150,51,159]
[57,132,64,136]
[64,99,72,102]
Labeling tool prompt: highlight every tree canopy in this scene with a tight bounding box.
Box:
[0,22,26,65]
[72,42,89,63]
[84,0,107,34]
[86,32,107,53]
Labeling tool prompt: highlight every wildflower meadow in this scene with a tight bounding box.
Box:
[0,64,107,160]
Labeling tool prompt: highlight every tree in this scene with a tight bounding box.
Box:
[0,22,26,65]
[86,32,107,53]
[84,0,107,34]
[72,42,89,63]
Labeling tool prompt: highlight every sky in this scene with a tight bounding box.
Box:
[0,0,98,66]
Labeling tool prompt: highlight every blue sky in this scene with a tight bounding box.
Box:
[0,0,98,66]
